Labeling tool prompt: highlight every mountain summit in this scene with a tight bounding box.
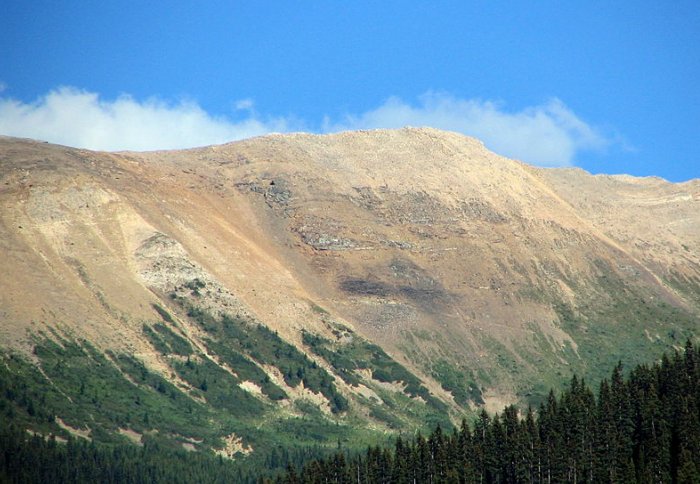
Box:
[1,128,698,451]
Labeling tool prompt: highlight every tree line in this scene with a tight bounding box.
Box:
[279,341,700,483]
[1,341,698,482]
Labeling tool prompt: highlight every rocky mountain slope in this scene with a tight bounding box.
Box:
[1,128,698,454]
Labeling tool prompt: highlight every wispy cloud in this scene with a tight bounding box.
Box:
[325,93,611,167]
[0,87,291,151]
[0,87,615,166]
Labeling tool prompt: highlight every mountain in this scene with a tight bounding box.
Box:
[1,128,698,457]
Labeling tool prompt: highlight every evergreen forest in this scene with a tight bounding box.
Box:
[279,341,700,483]
[1,341,699,483]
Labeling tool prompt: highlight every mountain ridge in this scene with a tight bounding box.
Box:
[1,128,698,451]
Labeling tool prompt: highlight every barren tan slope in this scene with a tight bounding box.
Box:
[541,168,700,275]
[1,129,698,411]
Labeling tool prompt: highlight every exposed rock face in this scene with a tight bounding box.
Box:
[1,128,699,419]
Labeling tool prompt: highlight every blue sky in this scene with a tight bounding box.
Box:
[1,1,698,181]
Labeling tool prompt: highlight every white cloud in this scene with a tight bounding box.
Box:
[234,98,255,111]
[324,92,610,167]
[0,87,291,151]
[0,87,614,166]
